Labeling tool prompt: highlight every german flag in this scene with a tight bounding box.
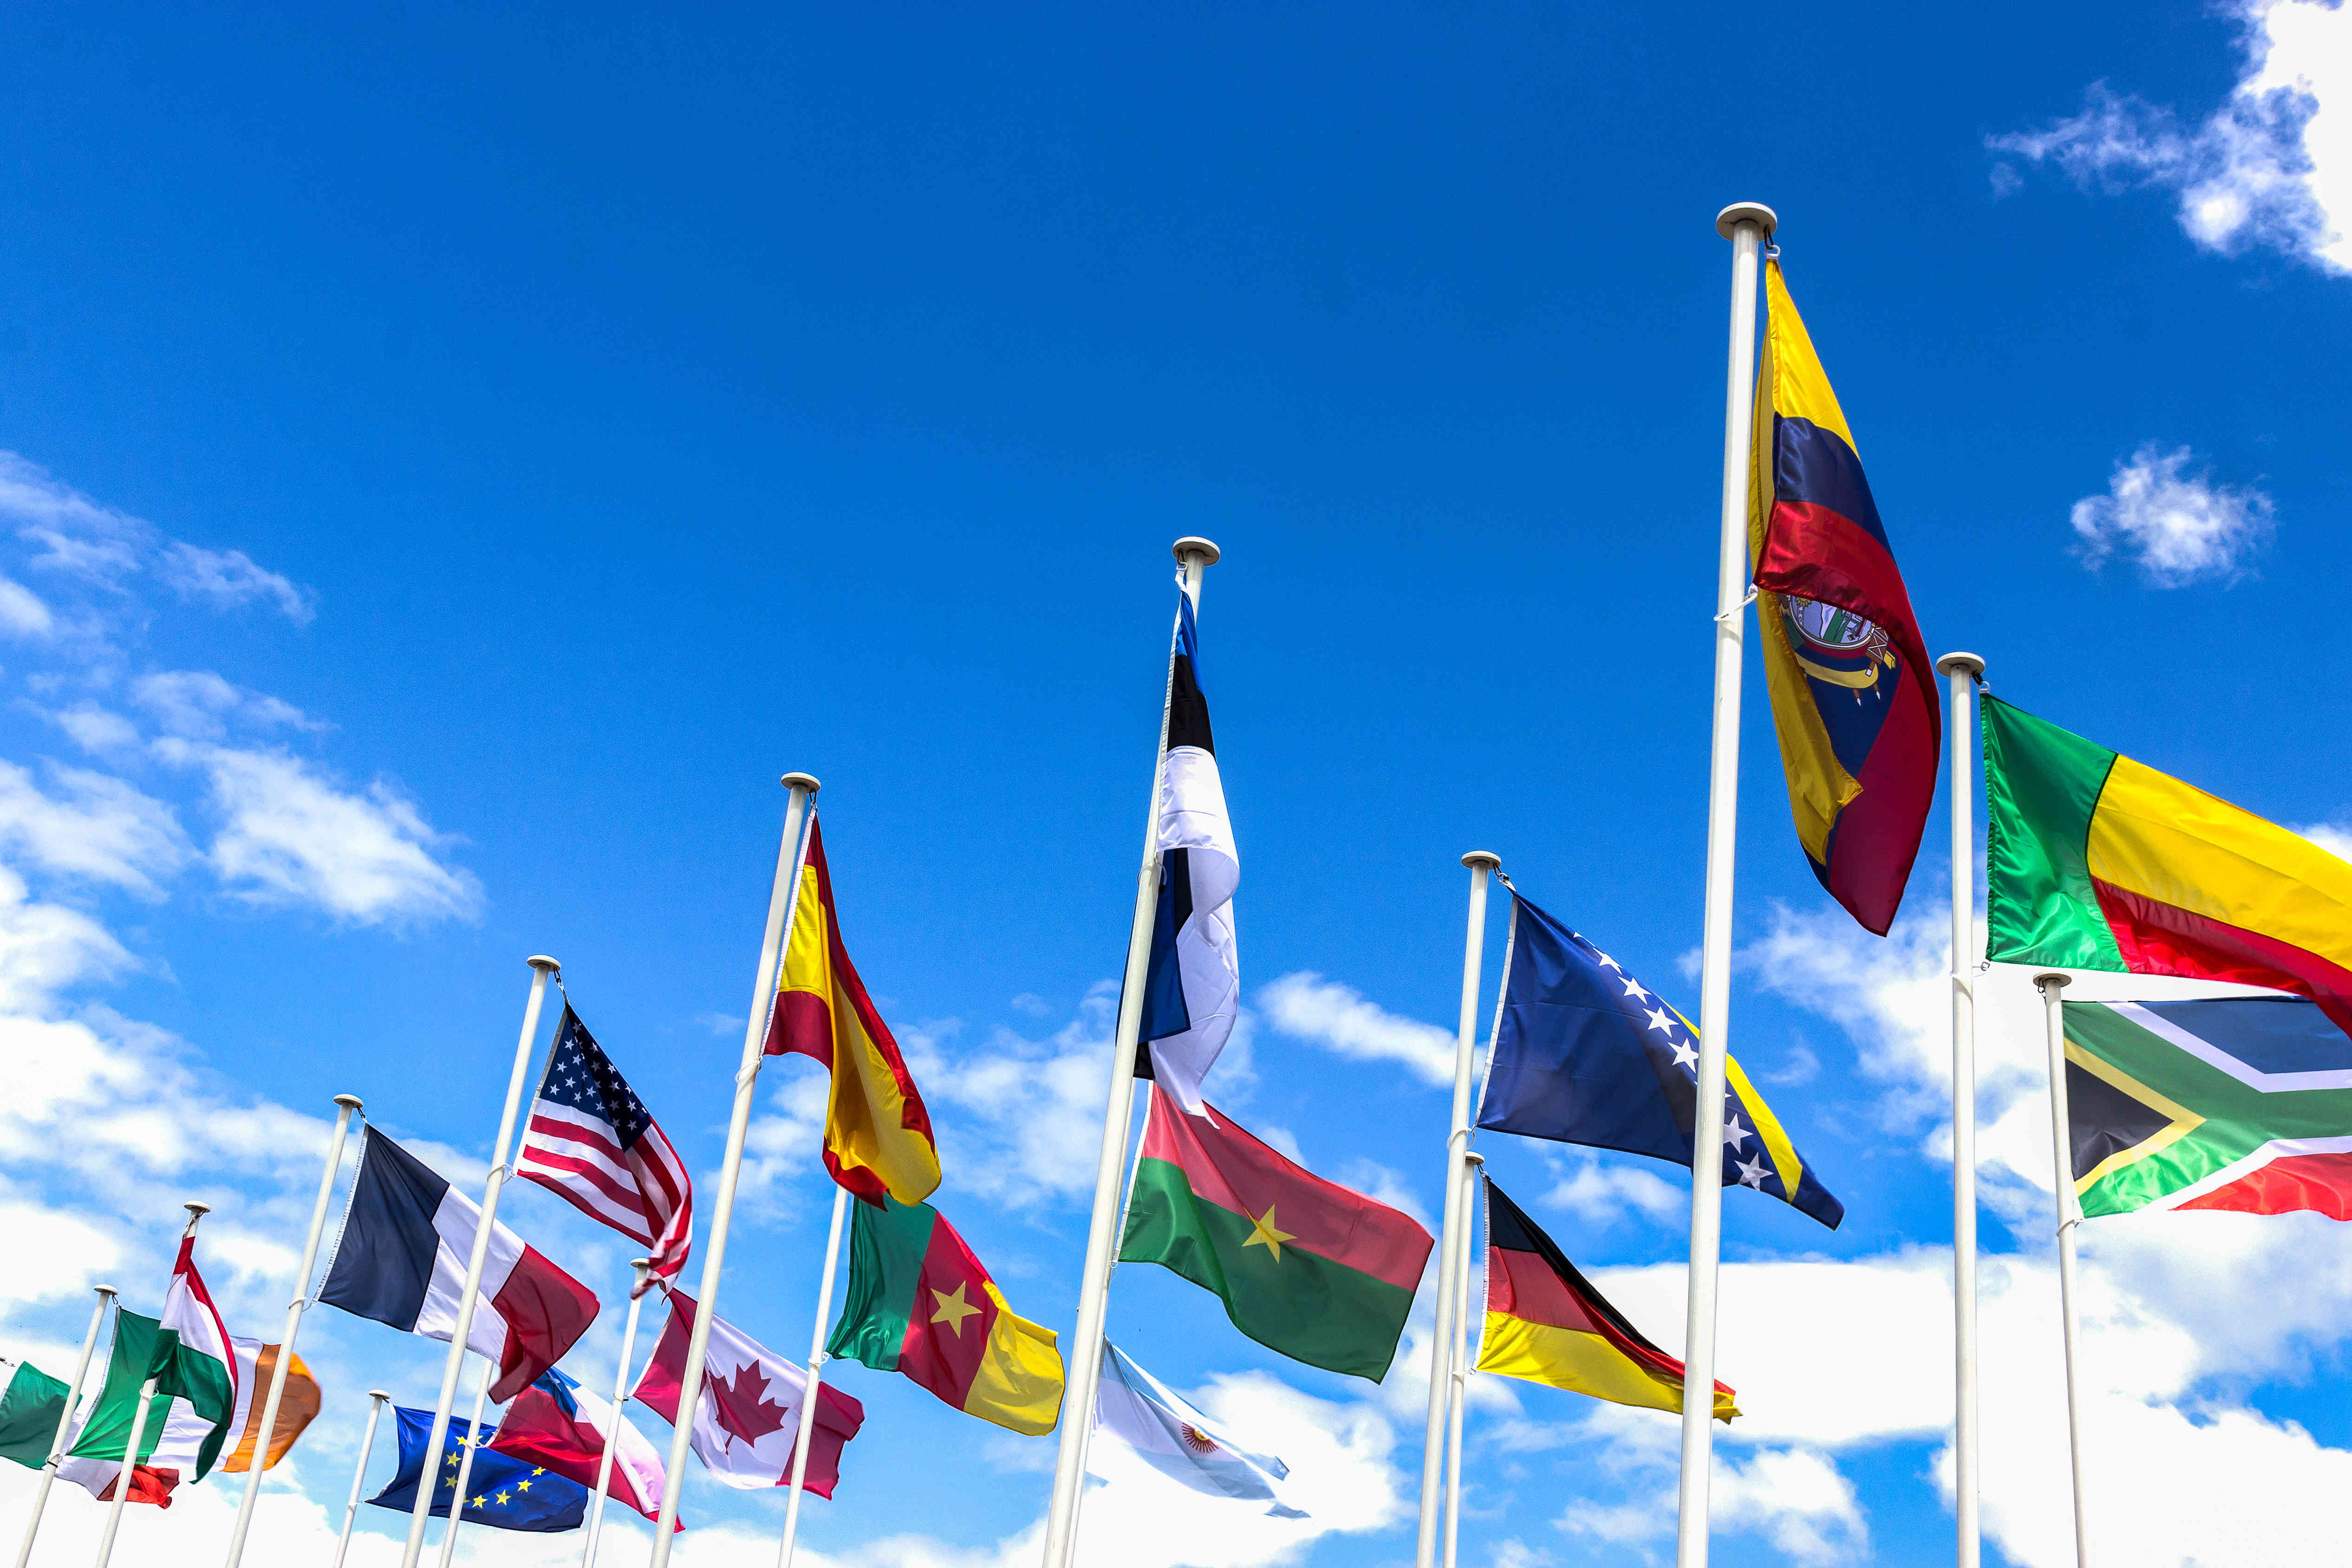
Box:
[766,816,941,1207]
[1475,1178,1736,1422]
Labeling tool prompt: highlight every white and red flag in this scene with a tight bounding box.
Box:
[518,1006,693,1296]
[490,1368,677,1529]
[632,1289,863,1498]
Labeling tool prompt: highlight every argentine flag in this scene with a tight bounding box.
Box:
[1088,1342,1303,1518]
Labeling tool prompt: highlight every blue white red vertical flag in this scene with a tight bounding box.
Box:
[317,1129,600,1401]
[1136,583,1240,1114]
[517,1006,694,1295]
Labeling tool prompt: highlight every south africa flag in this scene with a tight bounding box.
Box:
[2061,995,2352,1219]
[1118,1087,1435,1380]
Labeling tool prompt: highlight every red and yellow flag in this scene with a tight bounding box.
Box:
[766,817,941,1206]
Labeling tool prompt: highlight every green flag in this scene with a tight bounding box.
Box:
[1117,1090,1435,1380]
[63,1310,230,1475]
[0,1360,70,1469]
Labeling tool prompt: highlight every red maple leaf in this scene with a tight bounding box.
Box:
[705,1360,789,1449]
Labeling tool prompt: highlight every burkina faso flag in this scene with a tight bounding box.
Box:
[1119,1086,1435,1380]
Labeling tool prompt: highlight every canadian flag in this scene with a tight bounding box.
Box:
[631,1290,863,1498]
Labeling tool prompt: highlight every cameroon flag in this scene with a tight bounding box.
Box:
[826,1197,1065,1436]
[1477,1177,1735,1421]
[1985,696,2352,1036]
[1118,1087,1434,1381]
[766,816,942,1207]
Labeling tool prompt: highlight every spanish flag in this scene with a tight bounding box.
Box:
[1749,259,1940,936]
[1985,696,2352,1035]
[1475,1178,1736,1422]
[765,817,941,1207]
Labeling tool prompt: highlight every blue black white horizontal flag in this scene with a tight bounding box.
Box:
[1475,890,1843,1229]
[1136,582,1240,1114]
[367,1407,587,1533]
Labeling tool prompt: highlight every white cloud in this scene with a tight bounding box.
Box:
[1257,971,1457,1087]
[131,669,317,740]
[0,759,188,897]
[153,740,481,925]
[157,541,316,622]
[1539,1152,1684,1228]
[1712,1447,1869,1564]
[2068,444,2274,587]
[0,868,131,1014]
[0,575,52,637]
[40,703,140,755]
[2293,821,2352,863]
[1990,0,2352,273]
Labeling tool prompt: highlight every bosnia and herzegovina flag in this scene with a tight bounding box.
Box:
[1984,696,2352,1036]
[2057,996,2352,1219]
[826,1196,1065,1435]
[1478,1177,1736,1420]
[767,816,942,1207]
[1136,582,1240,1114]
[1748,260,1939,937]
[1477,890,1843,1229]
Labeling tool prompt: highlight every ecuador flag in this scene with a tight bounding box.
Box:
[1748,259,1939,936]
[826,1197,1065,1436]
[1985,695,2352,1036]
[1476,1178,1736,1421]
[766,816,941,1206]
[1119,1086,1434,1381]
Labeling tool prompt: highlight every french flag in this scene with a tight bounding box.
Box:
[319,1130,599,1402]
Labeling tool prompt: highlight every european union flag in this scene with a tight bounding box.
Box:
[1476,891,1842,1229]
[367,1406,587,1533]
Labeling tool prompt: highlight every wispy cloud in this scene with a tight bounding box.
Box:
[1989,0,2352,274]
[2070,444,2274,587]
[1257,971,1456,1087]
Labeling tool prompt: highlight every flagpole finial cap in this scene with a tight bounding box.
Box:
[183,1200,211,1216]
[1464,1151,1487,1167]
[631,1257,653,1275]
[1461,851,1502,872]
[1172,536,1221,567]
[333,1093,364,1111]
[527,957,561,979]
[1716,202,1778,241]
[368,1389,392,1402]
[2033,971,2072,992]
[781,772,821,795]
[94,1284,118,1298]
[1936,651,1987,679]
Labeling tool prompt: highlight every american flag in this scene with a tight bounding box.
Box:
[518,1007,692,1295]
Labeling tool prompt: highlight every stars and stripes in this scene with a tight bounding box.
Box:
[518,1006,693,1295]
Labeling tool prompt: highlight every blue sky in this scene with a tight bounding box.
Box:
[0,2,2348,1565]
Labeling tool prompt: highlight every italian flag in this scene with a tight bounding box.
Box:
[1118,1088,1434,1381]
[1984,695,2352,1032]
[826,1198,1065,1436]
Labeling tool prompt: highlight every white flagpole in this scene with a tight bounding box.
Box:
[1937,652,1986,1568]
[1039,536,1219,1568]
[1060,1096,1152,1563]
[1415,850,1498,1568]
[434,1357,495,1568]
[222,1092,362,1568]
[11,1282,116,1568]
[647,773,821,1566]
[400,955,560,1568]
[2035,972,2093,1568]
[1676,199,1774,1568]
[1440,1151,1484,1568]
[776,1186,852,1568]
[580,1258,653,1568]
[90,1377,157,1568]
[332,1391,392,1568]
[94,1203,208,1568]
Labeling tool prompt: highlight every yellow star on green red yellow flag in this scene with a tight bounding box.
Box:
[930,1282,982,1337]
[1243,1205,1295,1261]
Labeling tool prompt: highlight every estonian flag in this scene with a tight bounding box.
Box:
[1136,583,1240,1113]
[1476,889,1843,1230]
[319,1129,600,1402]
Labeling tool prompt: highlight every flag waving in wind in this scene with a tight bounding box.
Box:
[634,1288,864,1498]
[1477,890,1843,1229]
[1748,258,1939,936]
[1137,582,1240,1112]
[518,1006,694,1295]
